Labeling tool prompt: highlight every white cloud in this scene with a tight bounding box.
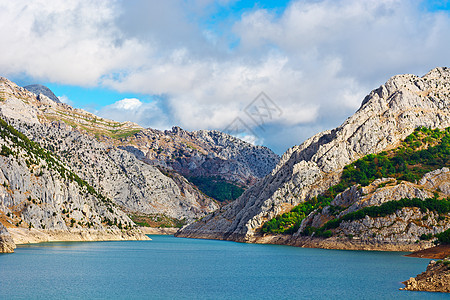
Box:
[1,0,450,153]
[109,98,143,110]
[57,95,73,105]
[97,98,170,130]
[0,0,147,85]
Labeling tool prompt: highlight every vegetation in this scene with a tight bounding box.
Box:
[261,195,333,234]
[45,112,142,141]
[435,228,450,245]
[302,197,450,237]
[261,127,450,235]
[189,176,244,202]
[130,213,187,228]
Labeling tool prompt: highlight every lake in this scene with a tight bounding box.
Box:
[0,235,446,299]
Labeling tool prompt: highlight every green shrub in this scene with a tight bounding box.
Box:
[420,233,433,241]
[435,228,450,245]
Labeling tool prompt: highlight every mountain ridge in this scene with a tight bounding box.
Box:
[176,67,450,248]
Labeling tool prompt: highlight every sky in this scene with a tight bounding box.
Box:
[1,0,450,154]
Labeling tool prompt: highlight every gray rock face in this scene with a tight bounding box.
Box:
[178,67,450,242]
[0,223,15,253]
[23,84,61,103]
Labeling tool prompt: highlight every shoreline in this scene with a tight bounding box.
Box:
[9,227,150,245]
[406,245,450,259]
[138,227,179,235]
[176,232,434,252]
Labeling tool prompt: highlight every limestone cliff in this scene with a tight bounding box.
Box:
[0,223,15,253]
[177,67,450,243]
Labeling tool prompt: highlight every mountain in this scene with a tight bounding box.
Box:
[0,76,278,252]
[118,126,279,187]
[23,84,61,103]
[0,112,148,253]
[176,67,450,250]
[0,77,220,225]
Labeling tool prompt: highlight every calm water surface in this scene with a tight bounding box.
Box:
[0,235,446,299]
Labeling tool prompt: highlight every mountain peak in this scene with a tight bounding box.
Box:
[23,84,61,103]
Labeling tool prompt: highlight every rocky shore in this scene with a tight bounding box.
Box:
[401,258,450,293]
[248,234,432,252]
[0,223,15,253]
[138,227,179,235]
[7,227,150,245]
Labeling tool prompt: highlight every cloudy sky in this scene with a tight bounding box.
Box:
[1,0,450,154]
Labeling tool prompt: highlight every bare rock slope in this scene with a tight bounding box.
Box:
[178,67,450,243]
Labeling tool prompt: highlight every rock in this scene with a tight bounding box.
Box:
[0,77,220,224]
[121,126,280,187]
[0,223,15,253]
[401,258,450,293]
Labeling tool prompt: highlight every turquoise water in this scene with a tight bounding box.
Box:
[0,235,446,299]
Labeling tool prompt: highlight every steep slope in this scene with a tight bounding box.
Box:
[0,77,219,224]
[0,116,147,252]
[177,67,450,243]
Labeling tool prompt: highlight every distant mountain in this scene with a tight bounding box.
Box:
[23,84,61,103]
[118,126,280,189]
[177,67,450,251]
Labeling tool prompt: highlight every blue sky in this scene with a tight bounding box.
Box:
[2,0,450,154]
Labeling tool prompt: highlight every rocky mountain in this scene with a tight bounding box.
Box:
[19,84,279,194]
[0,78,220,224]
[0,113,148,253]
[0,76,279,252]
[119,126,279,187]
[23,84,61,103]
[177,67,450,249]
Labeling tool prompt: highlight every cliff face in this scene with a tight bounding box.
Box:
[281,168,449,251]
[0,223,15,253]
[177,67,450,243]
